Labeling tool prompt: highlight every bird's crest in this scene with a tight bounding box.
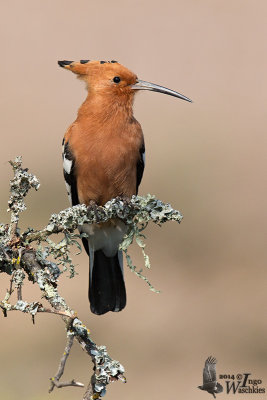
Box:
[58,59,119,75]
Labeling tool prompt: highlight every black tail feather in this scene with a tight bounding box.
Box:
[89,249,126,315]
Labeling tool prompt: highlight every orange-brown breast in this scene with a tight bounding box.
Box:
[65,113,143,206]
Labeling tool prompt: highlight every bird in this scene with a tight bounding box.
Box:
[198,356,223,398]
[58,59,192,315]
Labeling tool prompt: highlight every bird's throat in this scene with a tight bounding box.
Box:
[77,91,135,123]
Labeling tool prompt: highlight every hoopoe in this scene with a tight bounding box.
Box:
[58,59,191,315]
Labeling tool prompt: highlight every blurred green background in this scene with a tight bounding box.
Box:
[0,1,266,399]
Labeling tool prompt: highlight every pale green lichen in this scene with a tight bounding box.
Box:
[14,300,39,314]
[26,194,183,287]
[90,345,125,396]
[13,268,25,288]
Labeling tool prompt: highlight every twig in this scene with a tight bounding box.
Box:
[49,333,84,393]
[17,283,22,300]
[8,270,15,297]
[51,379,84,390]
[16,248,23,301]
[0,300,73,319]
[82,377,95,400]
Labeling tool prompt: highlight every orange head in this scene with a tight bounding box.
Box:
[58,59,192,103]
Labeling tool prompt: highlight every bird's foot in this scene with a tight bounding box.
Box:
[87,200,103,223]
[117,195,131,207]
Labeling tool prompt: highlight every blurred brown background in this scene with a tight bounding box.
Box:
[0,1,267,399]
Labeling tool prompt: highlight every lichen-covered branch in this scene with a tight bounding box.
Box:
[7,157,40,238]
[0,157,183,399]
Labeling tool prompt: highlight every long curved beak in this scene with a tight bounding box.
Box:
[131,80,192,102]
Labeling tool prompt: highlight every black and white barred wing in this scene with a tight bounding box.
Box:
[62,138,79,206]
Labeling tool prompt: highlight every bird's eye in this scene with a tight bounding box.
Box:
[113,76,121,84]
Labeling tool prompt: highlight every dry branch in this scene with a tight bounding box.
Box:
[0,156,183,399]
